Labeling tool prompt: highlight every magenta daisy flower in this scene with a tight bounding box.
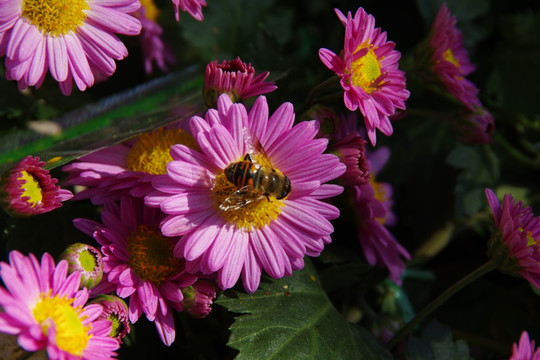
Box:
[0,251,119,359]
[145,94,346,293]
[485,188,540,289]
[510,331,540,360]
[0,155,73,217]
[74,194,197,346]
[429,3,481,111]
[318,7,410,146]
[63,124,198,205]
[171,0,206,21]
[352,147,409,284]
[203,57,277,108]
[137,0,176,74]
[0,0,142,95]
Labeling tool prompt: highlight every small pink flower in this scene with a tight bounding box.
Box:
[510,331,540,360]
[90,295,131,344]
[0,155,73,217]
[171,0,207,21]
[181,279,217,318]
[429,3,481,110]
[137,1,176,74]
[485,189,540,289]
[352,148,410,284]
[0,251,119,359]
[451,107,495,145]
[0,0,142,95]
[74,194,197,346]
[203,57,277,108]
[319,7,410,146]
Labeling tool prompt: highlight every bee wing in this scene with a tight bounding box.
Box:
[242,127,270,160]
[219,185,265,211]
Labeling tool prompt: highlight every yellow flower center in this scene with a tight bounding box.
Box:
[370,175,389,225]
[126,128,199,175]
[140,0,160,22]
[350,43,382,94]
[21,0,89,36]
[32,292,91,356]
[213,154,285,231]
[18,171,43,207]
[443,48,461,68]
[127,224,184,286]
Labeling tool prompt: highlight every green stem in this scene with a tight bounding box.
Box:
[386,259,498,351]
[495,132,540,169]
[304,75,340,109]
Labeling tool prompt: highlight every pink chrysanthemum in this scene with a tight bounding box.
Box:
[0,0,142,95]
[63,124,198,204]
[510,331,540,360]
[181,279,217,319]
[74,194,197,346]
[485,188,540,289]
[145,94,346,293]
[0,251,119,359]
[429,3,481,111]
[318,7,410,146]
[203,57,277,108]
[0,155,73,217]
[352,147,410,284]
[137,0,176,74]
[451,107,495,145]
[171,0,206,21]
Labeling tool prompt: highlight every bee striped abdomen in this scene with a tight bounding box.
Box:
[225,161,256,188]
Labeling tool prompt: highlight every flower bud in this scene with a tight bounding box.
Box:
[90,294,130,344]
[60,243,103,289]
[181,279,217,318]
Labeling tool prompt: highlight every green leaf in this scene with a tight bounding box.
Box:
[406,321,474,360]
[216,258,392,360]
[446,143,500,217]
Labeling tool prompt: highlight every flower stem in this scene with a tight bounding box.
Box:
[386,259,498,351]
[304,75,340,109]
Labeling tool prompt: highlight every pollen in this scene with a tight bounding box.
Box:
[126,128,199,175]
[350,44,382,93]
[213,154,285,231]
[18,171,43,207]
[370,175,389,225]
[443,48,461,68]
[33,292,91,356]
[22,0,90,36]
[127,224,184,286]
[140,0,160,22]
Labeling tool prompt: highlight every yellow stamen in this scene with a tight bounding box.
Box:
[213,154,285,231]
[443,48,461,68]
[350,43,382,93]
[22,0,89,36]
[127,224,183,286]
[126,128,199,175]
[18,171,43,207]
[33,292,91,356]
[370,175,389,225]
[140,0,160,22]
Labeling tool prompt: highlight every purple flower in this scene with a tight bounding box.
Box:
[63,124,198,205]
[0,0,141,95]
[429,3,481,110]
[203,57,277,108]
[352,148,410,284]
[171,0,206,21]
[485,188,540,289]
[74,194,197,346]
[510,331,540,360]
[0,156,73,217]
[319,7,410,146]
[0,251,119,359]
[145,94,346,293]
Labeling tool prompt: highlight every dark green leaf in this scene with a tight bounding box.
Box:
[406,321,474,360]
[216,259,392,360]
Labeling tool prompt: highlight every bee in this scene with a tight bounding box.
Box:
[219,130,291,212]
